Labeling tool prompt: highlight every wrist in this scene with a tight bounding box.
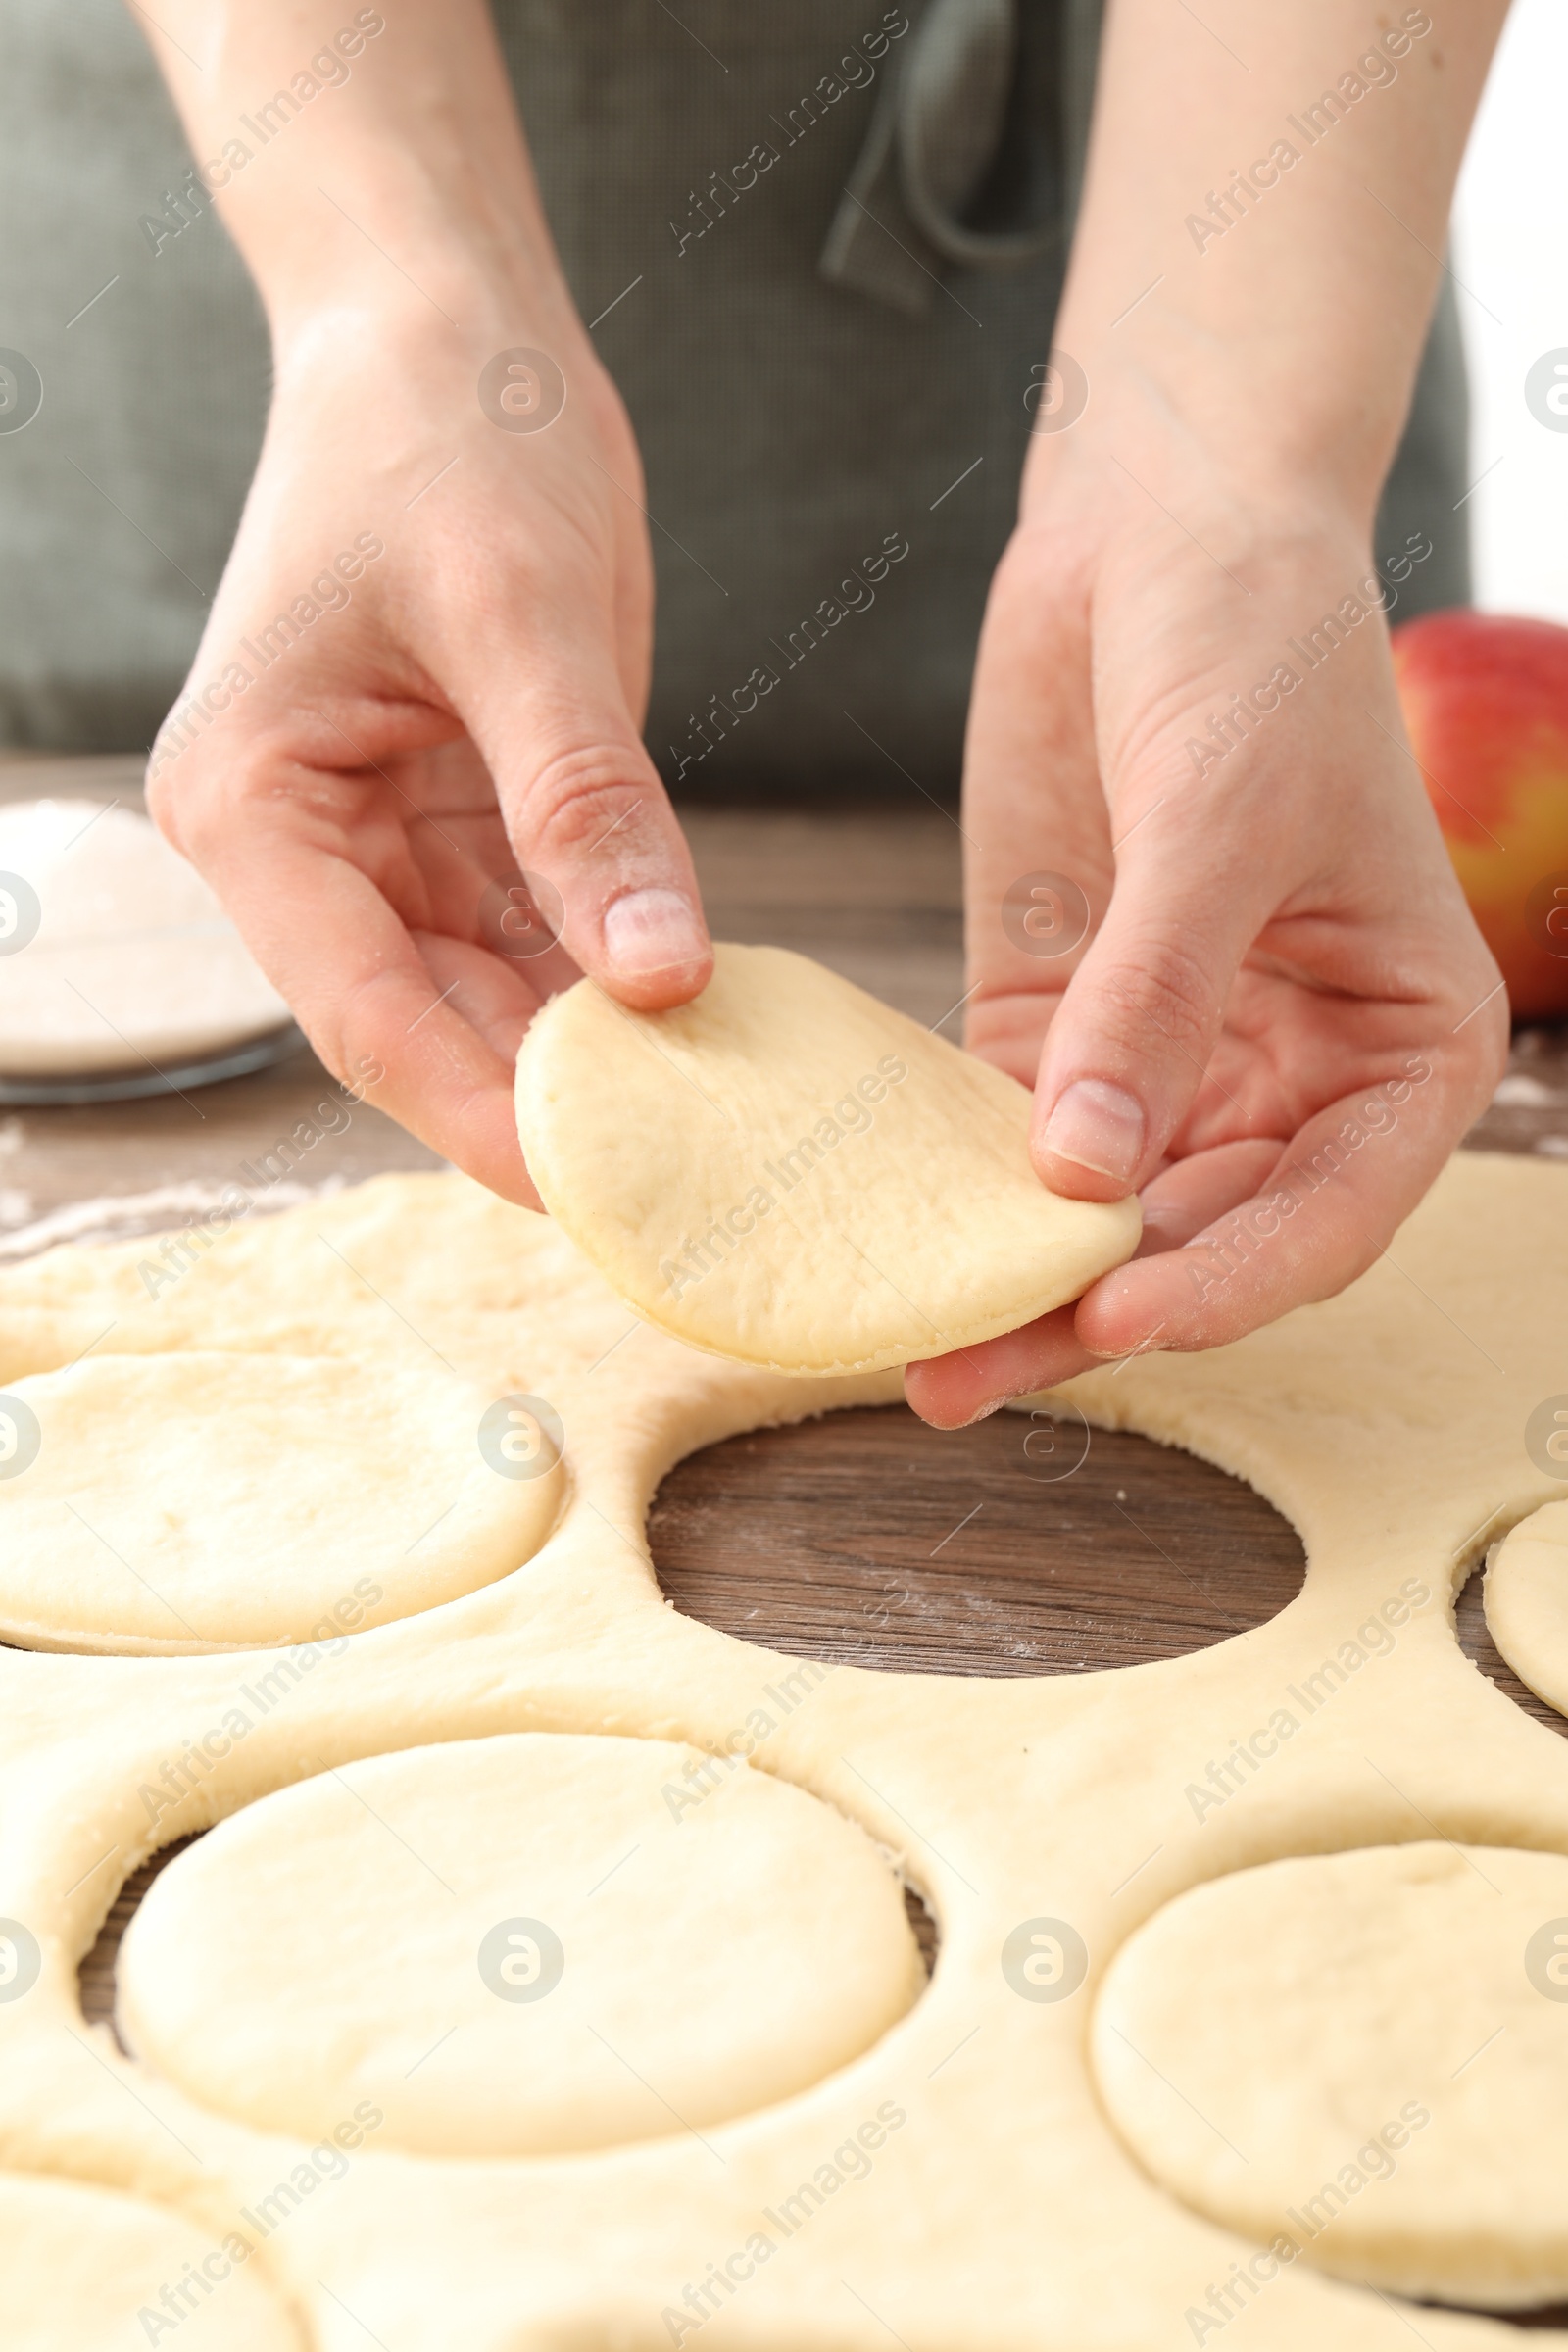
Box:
[1025,330,1389,535]
[264,261,586,383]
[260,273,634,522]
[155,9,577,361]
[229,167,576,358]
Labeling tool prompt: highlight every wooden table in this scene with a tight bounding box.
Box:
[16,757,1568,2325]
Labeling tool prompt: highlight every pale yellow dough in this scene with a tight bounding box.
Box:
[0,1160,610,1379]
[119,1733,923,2156]
[513,942,1140,1372]
[0,2169,297,2349]
[1486,1499,1568,1715]
[0,1350,562,1652]
[0,1151,1559,2350]
[1093,1840,1568,2306]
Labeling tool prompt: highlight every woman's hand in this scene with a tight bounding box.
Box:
[906,404,1505,1425]
[906,0,1510,1425]
[135,2,710,1204]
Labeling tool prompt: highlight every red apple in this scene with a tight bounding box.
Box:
[1392,610,1568,1021]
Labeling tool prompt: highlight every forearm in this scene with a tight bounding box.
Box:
[130,1,570,343]
[1055,0,1508,508]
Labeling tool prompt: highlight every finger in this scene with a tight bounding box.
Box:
[904,1137,1288,1426]
[408,929,553,1068]
[1136,1136,1290,1250]
[448,570,713,1015]
[1030,808,1267,1202]
[960,532,1112,1088]
[905,1306,1095,1429]
[184,812,542,1208]
[1073,1040,1499,1361]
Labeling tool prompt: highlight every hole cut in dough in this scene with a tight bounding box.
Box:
[514,944,1140,1373]
[1485,1502,1568,1723]
[0,1351,563,1652]
[1093,1841,1568,2309]
[0,2170,296,2350]
[649,1406,1304,1676]
[117,1733,925,2156]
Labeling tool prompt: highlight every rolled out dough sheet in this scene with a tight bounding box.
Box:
[0,1150,1560,2349]
[514,943,1140,1373]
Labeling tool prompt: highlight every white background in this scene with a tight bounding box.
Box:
[1452,0,1568,620]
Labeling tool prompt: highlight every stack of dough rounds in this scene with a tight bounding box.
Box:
[514,943,1140,1373]
[118,1733,926,2155]
[0,799,288,1074]
[1093,1841,1568,2307]
[0,2171,294,2350]
[0,1349,563,1652]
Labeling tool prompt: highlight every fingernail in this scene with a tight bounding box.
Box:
[1042,1078,1145,1184]
[602,887,706,978]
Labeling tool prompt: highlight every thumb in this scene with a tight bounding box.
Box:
[1031,815,1261,1200]
[461,619,712,1015]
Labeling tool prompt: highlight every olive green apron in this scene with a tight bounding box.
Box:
[0,0,1469,794]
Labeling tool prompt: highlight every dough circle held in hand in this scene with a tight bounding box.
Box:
[514,943,1140,1373]
[1093,1840,1568,2308]
[0,2170,296,2350]
[0,1351,564,1652]
[118,1733,926,2156]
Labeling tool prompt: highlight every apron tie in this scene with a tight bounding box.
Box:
[822,0,1062,314]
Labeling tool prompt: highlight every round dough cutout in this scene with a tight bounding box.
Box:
[514,943,1140,1373]
[1093,1841,1568,2307]
[0,1351,564,1651]
[1486,1500,1568,1720]
[0,2169,295,2350]
[118,1733,926,2155]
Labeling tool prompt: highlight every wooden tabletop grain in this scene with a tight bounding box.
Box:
[15,756,1568,2324]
